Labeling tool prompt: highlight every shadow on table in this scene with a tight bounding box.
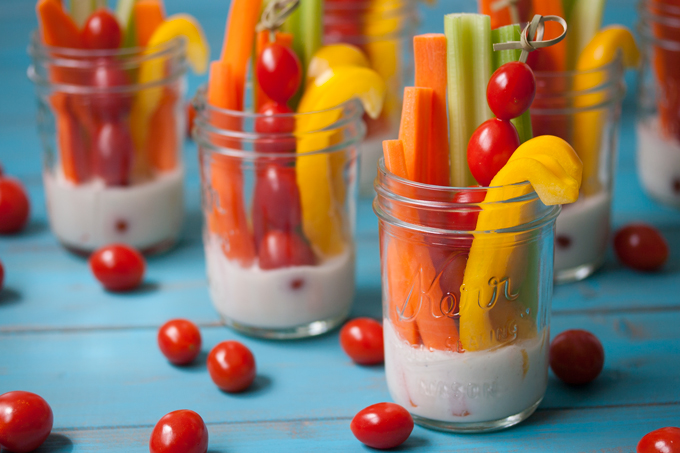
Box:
[36,433,73,452]
[0,287,22,306]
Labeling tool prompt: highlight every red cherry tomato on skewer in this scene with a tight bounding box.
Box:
[89,244,145,292]
[258,230,317,270]
[256,43,302,105]
[254,102,297,156]
[637,427,680,453]
[351,402,414,450]
[339,318,384,365]
[614,224,669,272]
[252,165,303,247]
[0,177,30,234]
[207,341,256,393]
[149,409,209,453]
[550,329,604,385]
[158,319,203,366]
[90,62,132,120]
[467,118,520,187]
[487,61,536,120]
[82,9,123,50]
[0,391,53,453]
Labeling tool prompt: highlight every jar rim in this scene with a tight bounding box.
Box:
[532,53,624,78]
[192,86,367,159]
[27,31,186,63]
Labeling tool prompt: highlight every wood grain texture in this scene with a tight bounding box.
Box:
[0,0,678,451]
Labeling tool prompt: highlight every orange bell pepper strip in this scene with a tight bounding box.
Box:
[134,0,165,47]
[36,0,82,50]
[148,89,179,172]
[528,0,567,72]
[478,0,532,30]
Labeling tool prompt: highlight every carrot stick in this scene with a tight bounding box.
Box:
[206,61,256,266]
[148,89,178,172]
[53,94,91,183]
[478,0,532,30]
[134,0,165,47]
[382,139,420,346]
[527,0,567,72]
[36,0,82,49]
[650,0,680,140]
[398,87,433,183]
[414,34,450,186]
[220,0,263,110]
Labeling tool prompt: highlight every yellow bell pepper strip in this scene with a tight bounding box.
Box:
[573,26,640,195]
[306,44,370,87]
[129,14,209,177]
[296,65,386,257]
[116,0,138,48]
[459,136,582,351]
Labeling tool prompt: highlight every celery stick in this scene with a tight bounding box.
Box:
[445,13,493,187]
[492,24,533,144]
[116,0,137,48]
[300,0,323,73]
[69,0,95,27]
[567,0,607,70]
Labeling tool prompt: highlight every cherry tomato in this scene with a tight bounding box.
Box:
[256,43,302,105]
[207,341,256,393]
[90,62,132,120]
[339,318,384,365]
[158,319,202,366]
[93,120,134,186]
[186,102,196,138]
[549,329,604,385]
[82,9,122,50]
[89,244,145,291]
[149,409,209,453]
[448,187,486,232]
[487,61,536,120]
[252,165,303,247]
[467,118,520,187]
[258,230,317,270]
[637,427,680,453]
[254,103,297,156]
[614,223,669,272]
[0,391,53,453]
[0,177,30,234]
[350,402,413,450]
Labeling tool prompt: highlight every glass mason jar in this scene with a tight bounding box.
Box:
[193,88,365,339]
[636,0,680,209]
[28,35,187,254]
[374,159,559,432]
[324,0,417,196]
[531,58,625,283]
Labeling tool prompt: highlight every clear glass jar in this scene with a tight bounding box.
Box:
[374,159,559,432]
[324,0,417,196]
[193,88,365,339]
[636,0,680,209]
[28,35,187,254]
[531,58,625,283]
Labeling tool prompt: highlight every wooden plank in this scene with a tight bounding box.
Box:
[33,404,678,452]
[0,311,678,430]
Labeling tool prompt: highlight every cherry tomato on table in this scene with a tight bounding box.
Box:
[339,318,384,365]
[207,341,256,393]
[149,409,209,453]
[0,391,53,453]
[82,9,122,50]
[637,427,680,453]
[89,244,145,291]
[487,61,536,120]
[158,319,202,366]
[614,223,669,272]
[256,43,302,105]
[550,329,604,385]
[467,118,520,187]
[258,230,317,270]
[351,402,414,450]
[0,177,30,234]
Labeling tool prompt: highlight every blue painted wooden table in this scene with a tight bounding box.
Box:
[1,0,679,451]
